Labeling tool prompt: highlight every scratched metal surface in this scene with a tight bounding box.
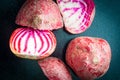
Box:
[0,0,120,80]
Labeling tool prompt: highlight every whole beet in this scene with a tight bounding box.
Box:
[66,37,111,80]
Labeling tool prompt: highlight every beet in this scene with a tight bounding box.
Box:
[57,0,95,34]
[38,57,72,80]
[16,0,63,30]
[66,36,111,80]
[9,28,56,59]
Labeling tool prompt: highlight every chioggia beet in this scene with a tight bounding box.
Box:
[38,57,72,80]
[57,0,95,34]
[16,0,63,30]
[66,37,111,80]
[9,27,56,59]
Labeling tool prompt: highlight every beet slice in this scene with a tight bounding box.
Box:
[9,28,56,59]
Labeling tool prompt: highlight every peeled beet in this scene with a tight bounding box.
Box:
[66,37,111,80]
[16,0,63,30]
[38,57,72,80]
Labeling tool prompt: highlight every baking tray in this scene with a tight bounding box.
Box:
[0,0,120,80]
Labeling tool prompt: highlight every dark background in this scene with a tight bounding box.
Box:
[0,0,120,80]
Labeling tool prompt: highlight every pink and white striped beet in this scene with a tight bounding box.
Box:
[57,0,95,34]
[15,0,63,30]
[9,27,56,59]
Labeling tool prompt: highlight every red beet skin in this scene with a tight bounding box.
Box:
[16,0,63,30]
[38,57,72,80]
[66,37,111,80]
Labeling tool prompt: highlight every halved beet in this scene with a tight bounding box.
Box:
[9,27,56,59]
[57,0,95,34]
[16,0,63,30]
